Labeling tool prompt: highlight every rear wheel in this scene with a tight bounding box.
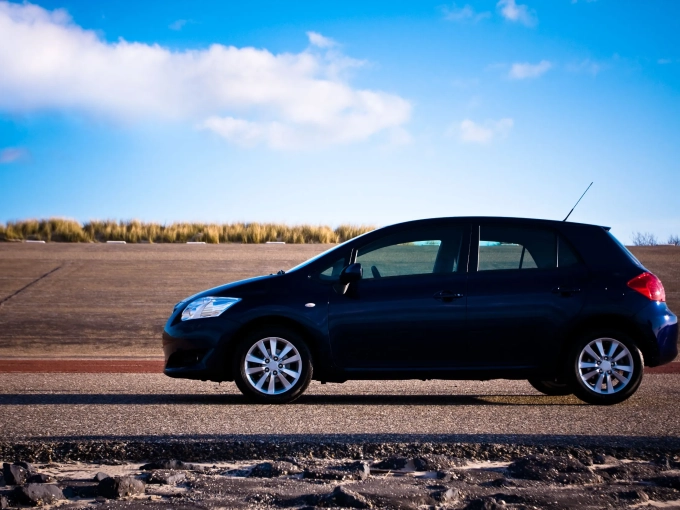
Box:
[233,327,312,404]
[527,378,572,396]
[567,330,643,405]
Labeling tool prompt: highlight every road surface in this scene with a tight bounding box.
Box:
[2,373,679,447]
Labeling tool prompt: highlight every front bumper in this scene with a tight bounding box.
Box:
[162,315,242,382]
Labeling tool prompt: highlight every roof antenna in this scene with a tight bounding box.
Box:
[563,182,593,222]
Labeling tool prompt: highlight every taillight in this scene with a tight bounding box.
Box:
[627,272,666,302]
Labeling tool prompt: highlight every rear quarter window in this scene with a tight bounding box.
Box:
[607,231,644,268]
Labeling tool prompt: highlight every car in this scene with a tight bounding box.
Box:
[162,217,678,405]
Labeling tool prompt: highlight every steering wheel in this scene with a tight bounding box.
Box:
[371,265,381,279]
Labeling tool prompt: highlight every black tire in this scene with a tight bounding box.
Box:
[567,329,644,405]
[527,378,572,396]
[233,326,313,404]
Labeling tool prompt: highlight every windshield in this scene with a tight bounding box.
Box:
[287,230,374,273]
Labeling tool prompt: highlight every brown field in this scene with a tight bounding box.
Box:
[0,243,677,358]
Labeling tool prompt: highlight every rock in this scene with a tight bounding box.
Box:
[617,489,649,502]
[63,483,99,499]
[13,462,33,473]
[93,472,110,482]
[249,461,300,478]
[140,459,202,471]
[464,496,505,510]
[147,471,186,485]
[98,476,145,499]
[507,455,601,485]
[431,488,459,503]
[304,461,370,481]
[223,468,250,477]
[655,455,672,470]
[14,484,64,506]
[598,462,663,482]
[592,454,619,465]
[413,455,466,471]
[26,473,54,484]
[373,457,409,470]
[2,464,27,486]
[650,474,680,490]
[321,486,371,509]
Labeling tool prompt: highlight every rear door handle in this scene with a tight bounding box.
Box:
[552,286,581,296]
[434,290,465,302]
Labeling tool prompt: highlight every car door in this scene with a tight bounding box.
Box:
[327,223,470,370]
[465,223,589,368]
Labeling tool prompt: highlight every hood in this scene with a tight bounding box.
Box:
[174,274,277,309]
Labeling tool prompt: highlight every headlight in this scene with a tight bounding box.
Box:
[181,297,241,321]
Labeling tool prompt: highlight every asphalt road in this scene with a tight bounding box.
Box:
[2,373,679,447]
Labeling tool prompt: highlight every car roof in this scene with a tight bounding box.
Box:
[372,216,611,233]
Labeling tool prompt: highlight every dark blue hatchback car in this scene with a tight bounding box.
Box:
[162,217,678,405]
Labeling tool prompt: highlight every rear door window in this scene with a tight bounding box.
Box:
[478,225,556,271]
[558,237,581,268]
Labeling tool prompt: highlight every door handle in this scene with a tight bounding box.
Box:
[434,290,464,302]
[552,286,581,296]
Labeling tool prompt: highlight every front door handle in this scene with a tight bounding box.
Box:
[434,290,465,302]
[552,286,581,296]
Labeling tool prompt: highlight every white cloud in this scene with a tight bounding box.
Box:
[508,60,552,79]
[0,2,410,150]
[169,19,186,31]
[0,147,29,164]
[566,58,602,75]
[497,0,537,26]
[657,58,674,65]
[453,118,513,144]
[442,4,491,22]
[306,31,337,48]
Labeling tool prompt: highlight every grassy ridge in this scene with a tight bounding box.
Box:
[0,218,375,244]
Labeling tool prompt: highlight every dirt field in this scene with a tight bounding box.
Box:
[0,243,677,358]
[0,243,328,357]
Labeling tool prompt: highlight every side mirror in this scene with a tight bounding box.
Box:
[339,263,363,284]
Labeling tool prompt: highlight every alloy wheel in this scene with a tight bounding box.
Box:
[243,337,302,395]
[577,337,634,395]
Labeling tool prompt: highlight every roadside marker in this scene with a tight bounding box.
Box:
[186,241,206,244]
[25,240,46,243]
[106,240,126,244]
[266,241,286,244]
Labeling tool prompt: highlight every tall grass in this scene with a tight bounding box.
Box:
[0,218,375,244]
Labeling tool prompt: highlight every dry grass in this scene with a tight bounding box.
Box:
[0,218,375,244]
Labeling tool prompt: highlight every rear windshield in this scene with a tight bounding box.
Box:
[607,231,643,268]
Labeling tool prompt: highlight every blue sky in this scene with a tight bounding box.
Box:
[0,0,679,243]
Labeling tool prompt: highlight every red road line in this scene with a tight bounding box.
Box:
[0,359,164,373]
[0,359,677,374]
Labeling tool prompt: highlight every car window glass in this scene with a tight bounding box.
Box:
[357,227,464,279]
[318,256,348,281]
[558,237,581,268]
[479,225,556,271]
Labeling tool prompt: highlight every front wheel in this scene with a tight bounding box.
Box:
[233,327,313,404]
[567,330,644,405]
